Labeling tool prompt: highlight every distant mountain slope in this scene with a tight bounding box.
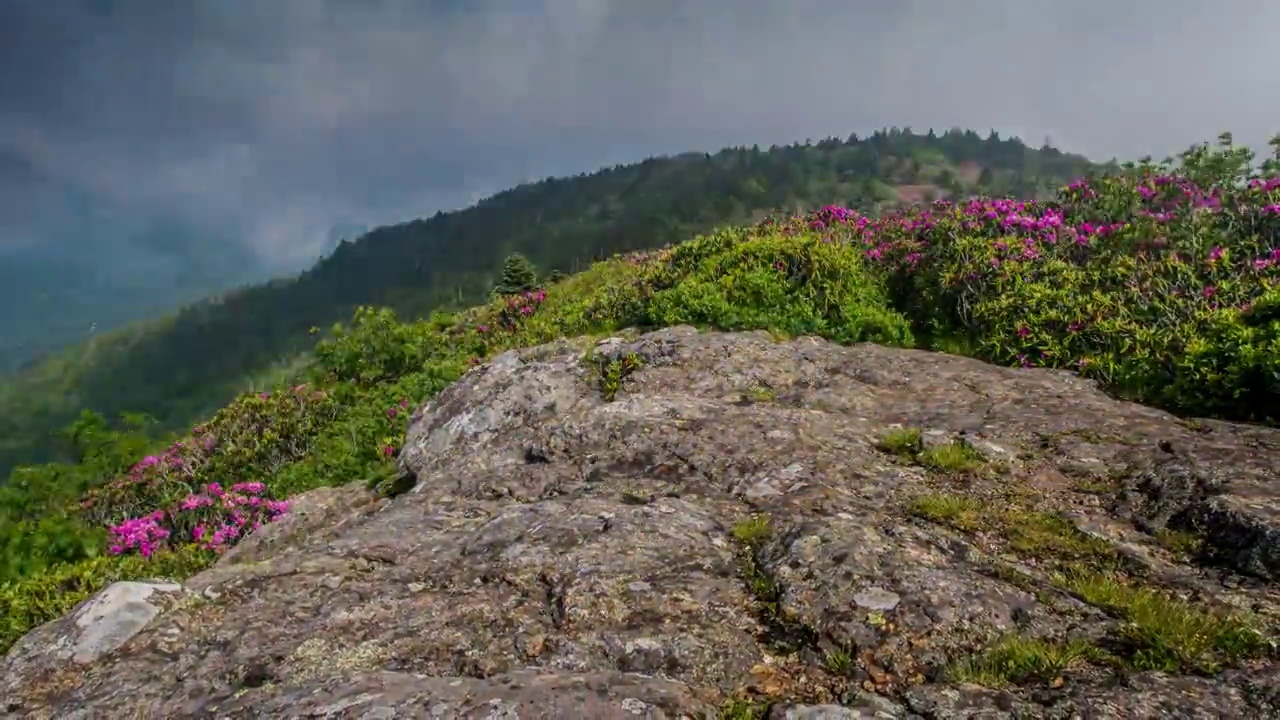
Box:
[0,127,1102,477]
[0,255,255,374]
[0,200,269,375]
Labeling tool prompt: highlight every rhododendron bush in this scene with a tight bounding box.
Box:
[633,134,1279,421]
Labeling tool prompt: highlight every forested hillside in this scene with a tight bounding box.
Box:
[0,127,1101,478]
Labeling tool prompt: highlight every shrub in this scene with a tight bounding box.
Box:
[312,306,446,386]
[751,135,1280,420]
[638,229,915,346]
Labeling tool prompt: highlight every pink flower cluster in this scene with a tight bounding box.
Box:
[476,287,549,334]
[385,397,411,418]
[107,511,172,558]
[509,288,547,318]
[106,481,290,557]
[730,163,1280,372]
[759,168,1279,288]
[81,435,217,521]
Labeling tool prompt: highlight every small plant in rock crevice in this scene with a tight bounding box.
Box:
[948,634,1101,688]
[585,350,644,402]
[876,427,923,458]
[728,515,820,656]
[876,428,986,474]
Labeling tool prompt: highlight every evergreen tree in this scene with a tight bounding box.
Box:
[493,253,538,295]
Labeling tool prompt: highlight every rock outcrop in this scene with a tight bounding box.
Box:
[5,326,1279,718]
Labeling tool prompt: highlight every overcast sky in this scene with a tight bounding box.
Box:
[2,0,1278,273]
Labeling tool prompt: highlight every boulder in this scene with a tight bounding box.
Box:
[5,327,1278,718]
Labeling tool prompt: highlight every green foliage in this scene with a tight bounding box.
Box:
[949,635,1099,688]
[493,252,540,296]
[311,306,443,387]
[0,411,165,580]
[0,544,216,654]
[638,230,914,346]
[270,367,459,499]
[585,351,643,402]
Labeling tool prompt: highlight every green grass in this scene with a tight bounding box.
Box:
[949,634,1102,688]
[1056,570,1272,673]
[876,428,987,473]
[909,494,986,531]
[717,698,772,720]
[918,442,986,473]
[876,427,922,457]
[912,491,1275,680]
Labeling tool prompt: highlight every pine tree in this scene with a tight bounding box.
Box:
[493,252,538,295]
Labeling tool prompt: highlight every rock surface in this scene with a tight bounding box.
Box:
[5,326,1279,718]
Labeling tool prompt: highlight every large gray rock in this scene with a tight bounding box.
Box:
[4,327,1279,718]
[5,580,189,667]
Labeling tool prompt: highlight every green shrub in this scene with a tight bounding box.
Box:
[638,230,915,346]
[0,544,215,654]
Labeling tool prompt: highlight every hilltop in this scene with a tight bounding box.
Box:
[1,133,1278,716]
[0,127,1098,478]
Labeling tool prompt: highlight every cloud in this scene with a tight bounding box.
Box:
[1,0,1277,272]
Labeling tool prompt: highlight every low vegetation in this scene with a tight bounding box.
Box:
[910,491,1272,681]
[1,134,1278,686]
